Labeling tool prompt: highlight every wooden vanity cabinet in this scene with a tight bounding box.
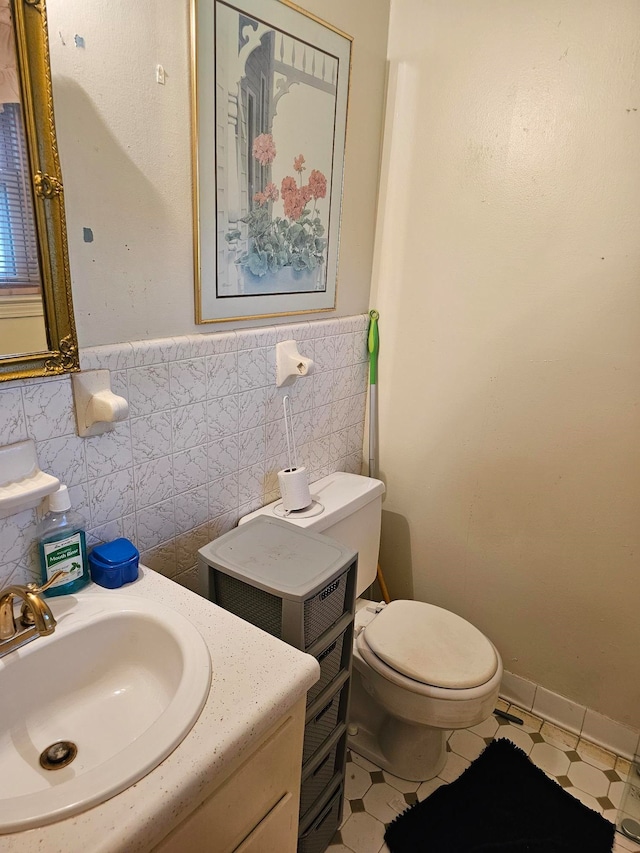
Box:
[153,697,305,853]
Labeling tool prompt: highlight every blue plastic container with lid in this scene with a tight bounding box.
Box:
[89,538,139,589]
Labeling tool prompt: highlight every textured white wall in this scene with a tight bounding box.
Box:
[372,0,640,727]
[46,0,390,347]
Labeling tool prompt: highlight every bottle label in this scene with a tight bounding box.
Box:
[42,532,85,586]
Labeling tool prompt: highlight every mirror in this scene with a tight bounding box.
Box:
[0,0,78,381]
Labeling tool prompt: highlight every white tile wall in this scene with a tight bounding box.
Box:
[0,315,369,590]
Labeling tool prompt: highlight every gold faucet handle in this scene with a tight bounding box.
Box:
[26,570,68,595]
[0,597,17,639]
[19,571,67,629]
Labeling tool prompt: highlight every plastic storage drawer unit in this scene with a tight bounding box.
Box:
[198,516,357,652]
[197,516,357,853]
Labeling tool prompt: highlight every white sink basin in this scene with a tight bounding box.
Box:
[0,591,211,834]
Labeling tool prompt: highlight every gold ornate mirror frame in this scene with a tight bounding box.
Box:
[0,0,78,381]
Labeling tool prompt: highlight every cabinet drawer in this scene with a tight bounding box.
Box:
[298,784,343,853]
[303,570,349,648]
[154,699,304,853]
[300,729,345,820]
[307,624,351,707]
[233,792,298,853]
[303,681,348,764]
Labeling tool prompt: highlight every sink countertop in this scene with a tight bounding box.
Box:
[0,567,319,853]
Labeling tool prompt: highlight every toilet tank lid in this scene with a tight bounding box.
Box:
[240,472,385,532]
[364,600,498,690]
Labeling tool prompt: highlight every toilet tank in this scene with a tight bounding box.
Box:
[239,472,385,596]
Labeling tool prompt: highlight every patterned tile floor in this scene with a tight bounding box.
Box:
[327,700,640,853]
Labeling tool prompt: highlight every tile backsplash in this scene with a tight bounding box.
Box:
[0,315,368,592]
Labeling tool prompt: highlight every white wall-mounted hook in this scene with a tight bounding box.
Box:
[71,369,129,437]
[275,340,314,387]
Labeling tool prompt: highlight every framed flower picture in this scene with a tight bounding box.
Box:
[192,0,352,322]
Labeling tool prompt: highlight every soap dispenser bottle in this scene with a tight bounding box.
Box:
[36,484,89,597]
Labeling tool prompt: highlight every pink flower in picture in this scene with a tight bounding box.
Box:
[282,186,305,221]
[228,146,329,277]
[308,169,327,200]
[264,182,279,202]
[281,173,310,221]
[252,133,276,166]
[281,176,297,196]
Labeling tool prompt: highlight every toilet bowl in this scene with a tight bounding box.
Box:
[240,472,503,781]
[348,598,502,779]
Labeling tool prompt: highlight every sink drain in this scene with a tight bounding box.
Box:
[39,741,77,770]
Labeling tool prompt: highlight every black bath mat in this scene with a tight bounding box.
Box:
[384,737,615,852]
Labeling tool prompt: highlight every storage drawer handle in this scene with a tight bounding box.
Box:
[318,641,337,663]
[320,579,339,600]
[315,698,335,724]
[315,803,335,830]
[312,753,331,778]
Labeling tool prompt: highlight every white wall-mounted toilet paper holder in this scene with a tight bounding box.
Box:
[71,369,129,437]
[275,340,314,387]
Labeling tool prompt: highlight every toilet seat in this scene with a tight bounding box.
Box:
[359,599,499,691]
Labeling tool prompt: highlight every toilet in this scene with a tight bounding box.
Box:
[240,472,503,782]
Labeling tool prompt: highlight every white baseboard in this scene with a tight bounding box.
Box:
[500,670,640,760]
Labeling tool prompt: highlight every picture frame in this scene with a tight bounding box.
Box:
[192,0,352,323]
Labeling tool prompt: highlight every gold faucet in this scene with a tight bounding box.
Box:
[0,571,66,658]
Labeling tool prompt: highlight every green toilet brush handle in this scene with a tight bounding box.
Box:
[368,309,379,478]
